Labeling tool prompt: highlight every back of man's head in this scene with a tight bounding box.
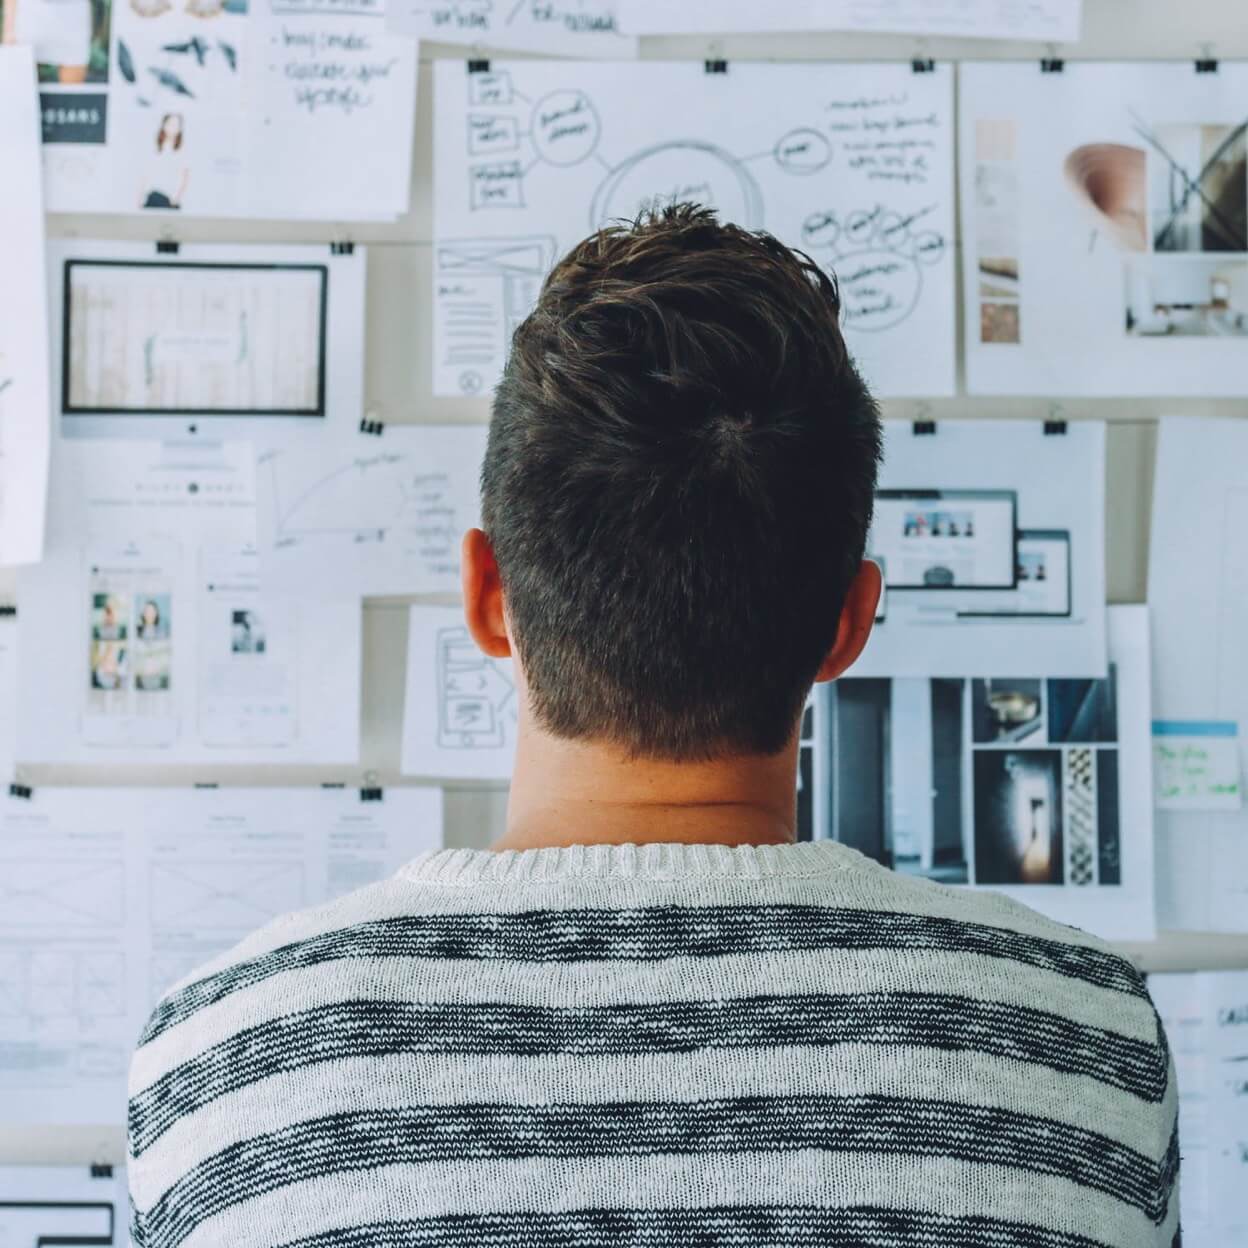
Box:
[482,203,881,761]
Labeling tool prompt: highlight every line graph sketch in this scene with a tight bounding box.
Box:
[149,859,305,930]
[0,859,126,928]
[258,425,487,596]
[435,61,956,398]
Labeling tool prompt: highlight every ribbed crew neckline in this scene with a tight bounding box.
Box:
[399,839,872,886]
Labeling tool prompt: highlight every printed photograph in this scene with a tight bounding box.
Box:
[135,593,171,641]
[973,749,1064,885]
[92,591,128,641]
[971,678,1044,744]
[1047,664,1118,743]
[133,641,171,691]
[89,639,128,691]
[1149,123,1247,253]
[5,0,114,83]
[1124,256,1248,337]
[980,301,1020,344]
[903,510,975,539]
[231,608,266,654]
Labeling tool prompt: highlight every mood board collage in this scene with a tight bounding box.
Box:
[1,0,1247,1241]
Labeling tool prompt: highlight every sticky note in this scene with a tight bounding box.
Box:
[1153,721,1242,812]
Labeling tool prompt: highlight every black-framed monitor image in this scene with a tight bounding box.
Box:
[957,529,1073,618]
[871,488,1018,590]
[52,241,365,441]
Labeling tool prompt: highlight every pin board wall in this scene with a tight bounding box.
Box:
[11,0,1248,1168]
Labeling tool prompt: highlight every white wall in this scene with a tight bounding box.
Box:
[12,0,1248,1167]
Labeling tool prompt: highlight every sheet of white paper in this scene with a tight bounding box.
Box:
[618,0,1081,40]
[433,60,955,399]
[257,424,487,597]
[17,440,361,765]
[387,0,634,56]
[961,62,1248,397]
[0,49,52,568]
[1153,721,1242,812]
[401,604,516,780]
[1149,971,1248,1246]
[0,1163,131,1246]
[46,240,365,442]
[35,0,417,219]
[855,419,1107,678]
[1150,418,1248,932]
[0,784,442,1127]
[819,605,1153,941]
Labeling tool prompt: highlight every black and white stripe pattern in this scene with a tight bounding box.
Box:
[127,841,1180,1248]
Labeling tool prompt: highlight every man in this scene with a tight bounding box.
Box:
[128,205,1178,1248]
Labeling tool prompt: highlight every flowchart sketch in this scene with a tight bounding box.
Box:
[434,61,956,398]
[961,62,1248,396]
[387,0,634,56]
[258,424,488,596]
[402,605,518,779]
[618,0,1081,40]
[0,49,52,566]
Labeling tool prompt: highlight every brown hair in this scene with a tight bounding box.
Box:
[157,113,183,152]
[482,203,880,759]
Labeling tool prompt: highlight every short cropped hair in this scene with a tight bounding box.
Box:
[482,203,881,759]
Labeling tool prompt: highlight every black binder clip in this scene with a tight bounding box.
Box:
[1044,420,1068,435]
[704,59,727,74]
[9,783,32,799]
[912,420,937,436]
[359,417,385,436]
[1040,58,1065,73]
[0,604,15,617]
[1196,57,1218,73]
[90,1162,114,1179]
[156,240,180,254]
[467,58,490,73]
[360,787,384,803]
[911,58,935,73]
[330,241,354,256]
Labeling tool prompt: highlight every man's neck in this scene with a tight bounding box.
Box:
[493,721,799,852]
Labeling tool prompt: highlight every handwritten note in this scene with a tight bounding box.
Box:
[1153,721,1243,812]
[251,0,418,220]
[386,0,634,57]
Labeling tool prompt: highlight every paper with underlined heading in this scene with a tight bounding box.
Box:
[617,0,1081,41]
[387,0,634,56]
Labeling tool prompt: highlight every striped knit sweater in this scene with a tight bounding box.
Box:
[127,840,1180,1248]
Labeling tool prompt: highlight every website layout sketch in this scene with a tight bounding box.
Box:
[402,605,517,780]
[258,424,488,597]
[49,241,365,439]
[961,62,1248,396]
[855,420,1106,678]
[387,0,633,55]
[872,489,1016,589]
[816,606,1151,941]
[435,60,955,398]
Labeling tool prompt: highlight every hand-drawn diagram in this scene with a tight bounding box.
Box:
[0,859,126,927]
[436,624,516,749]
[435,62,955,398]
[149,859,306,930]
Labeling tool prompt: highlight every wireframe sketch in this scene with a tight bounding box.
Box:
[436,624,516,749]
[435,62,955,397]
[64,260,327,413]
[0,859,126,927]
[149,859,305,929]
[0,950,125,1019]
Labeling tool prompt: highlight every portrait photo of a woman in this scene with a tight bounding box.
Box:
[141,112,189,210]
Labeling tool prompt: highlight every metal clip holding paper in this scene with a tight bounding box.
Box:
[911,58,935,74]
[1044,403,1068,436]
[1196,45,1218,73]
[912,403,936,436]
[704,58,727,74]
[1040,44,1064,73]
[360,770,383,802]
[8,782,31,799]
[360,416,385,436]
[155,239,180,255]
[467,57,490,74]
[330,240,354,256]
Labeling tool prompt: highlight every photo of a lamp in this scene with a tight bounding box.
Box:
[1063,143,1148,251]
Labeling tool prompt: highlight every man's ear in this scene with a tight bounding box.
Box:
[814,559,882,683]
[461,528,511,659]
